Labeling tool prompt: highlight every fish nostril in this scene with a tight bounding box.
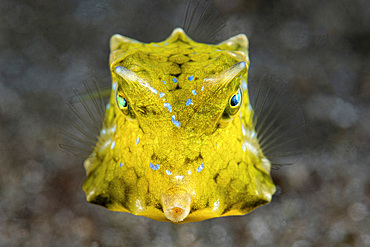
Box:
[162,188,192,223]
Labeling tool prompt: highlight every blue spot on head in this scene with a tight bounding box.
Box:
[201,86,204,91]
[242,80,248,90]
[164,42,169,46]
[150,163,155,170]
[197,162,205,172]
[172,78,177,83]
[171,115,181,128]
[153,44,159,47]
[119,163,123,167]
[102,129,106,135]
[166,170,172,175]
[110,141,116,149]
[160,92,165,98]
[112,82,117,91]
[188,75,194,81]
[136,137,140,145]
[106,103,110,110]
[163,103,172,113]
[162,80,166,85]
[192,90,197,95]
[150,162,160,171]
[186,99,193,106]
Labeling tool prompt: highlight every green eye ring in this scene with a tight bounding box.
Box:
[115,90,136,120]
[116,91,128,110]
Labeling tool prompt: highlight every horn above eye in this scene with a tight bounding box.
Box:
[203,61,246,93]
[114,66,159,95]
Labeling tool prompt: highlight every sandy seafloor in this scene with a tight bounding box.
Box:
[0,0,369,246]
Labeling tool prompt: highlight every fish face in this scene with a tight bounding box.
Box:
[82,28,275,223]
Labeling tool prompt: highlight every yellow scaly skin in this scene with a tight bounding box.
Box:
[82,28,275,224]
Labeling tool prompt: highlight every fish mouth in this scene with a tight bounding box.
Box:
[162,188,192,223]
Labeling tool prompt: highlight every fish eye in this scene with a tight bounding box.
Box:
[115,89,136,120]
[230,88,242,108]
[221,87,243,121]
[116,91,128,110]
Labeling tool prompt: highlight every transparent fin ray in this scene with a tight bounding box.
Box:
[83,80,106,123]
[182,0,226,43]
[58,129,95,147]
[65,97,99,136]
[258,100,299,148]
[73,88,101,131]
[62,114,97,143]
[249,73,306,168]
[57,78,109,158]
[58,143,92,157]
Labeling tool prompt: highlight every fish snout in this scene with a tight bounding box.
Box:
[162,188,192,223]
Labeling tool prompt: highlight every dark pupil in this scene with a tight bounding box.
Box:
[117,94,127,108]
[230,92,241,107]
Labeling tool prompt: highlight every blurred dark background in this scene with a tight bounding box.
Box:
[0,0,369,246]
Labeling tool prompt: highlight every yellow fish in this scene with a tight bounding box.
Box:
[81,28,276,224]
